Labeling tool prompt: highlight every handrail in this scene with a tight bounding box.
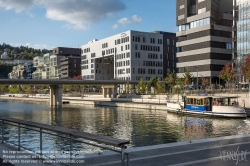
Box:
[0,116,130,147]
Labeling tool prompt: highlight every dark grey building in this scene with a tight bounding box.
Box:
[60,56,81,79]
[53,47,81,57]
[153,31,177,78]
[52,47,82,79]
[176,0,233,85]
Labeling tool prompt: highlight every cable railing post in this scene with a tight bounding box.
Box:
[70,134,72,166]
[40,128,42,158]
[121,144,126,166]
[18,124,20,151]
[1,120,4,144]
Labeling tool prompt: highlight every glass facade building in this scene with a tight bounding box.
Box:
[234,0,250,82]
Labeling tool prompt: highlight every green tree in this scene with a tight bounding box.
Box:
[155,78,166,103]
[155,78,166,94]
[219,62,236,88]
[136,78,147,94]
[8,86,20,94]
[165,71,177,93]
[21,85,32,94]
[173,77,184,102]
[0,85,8,93]
[148,76,157,94]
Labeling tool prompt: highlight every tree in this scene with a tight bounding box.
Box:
[173,77,184,102]
[8,86,20,94]
[241,55,250,80]
[155,78,166,94]
[136,78,147,94]
[21,85,32,94]
[165,71,177,93]
[219,62,236,88]
[0,85,8,93]
[201,76,209,89]
[148,76,157,93]
[183,72,193,85]
[155,78,166,103]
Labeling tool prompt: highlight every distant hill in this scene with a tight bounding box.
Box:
[0,64,14,78]
[0,43,51,60]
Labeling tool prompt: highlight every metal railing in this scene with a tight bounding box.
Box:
[0,116,130,166]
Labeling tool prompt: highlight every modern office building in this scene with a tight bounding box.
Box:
[176,0,233,85]
[233,0,250,83]
[81,30,176,81]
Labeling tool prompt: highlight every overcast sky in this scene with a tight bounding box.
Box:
[0,0,176,50]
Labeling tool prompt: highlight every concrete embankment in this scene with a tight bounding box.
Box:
[1,93,250,112]
[0,94,169,110]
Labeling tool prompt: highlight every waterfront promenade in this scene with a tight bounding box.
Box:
[0,134,250,165]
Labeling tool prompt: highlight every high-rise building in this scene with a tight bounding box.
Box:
[176,0,233,85]
[233,0,250,83]
[81,30,176,81]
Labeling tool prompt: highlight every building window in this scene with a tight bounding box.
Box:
[226,43,232,49]
[167,39,170,45]
[178,14,184,20]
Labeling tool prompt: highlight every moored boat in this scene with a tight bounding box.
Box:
[166,95,247,118]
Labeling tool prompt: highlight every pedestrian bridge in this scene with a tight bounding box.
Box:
[0,79,139,107]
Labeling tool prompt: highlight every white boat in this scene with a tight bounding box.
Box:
[166,95,247,118]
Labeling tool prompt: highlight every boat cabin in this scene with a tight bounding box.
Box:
[184,96,239,112]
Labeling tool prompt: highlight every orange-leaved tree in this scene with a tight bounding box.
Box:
[241,55,250,81]
[219,62,236,89]
[183,72,193,86]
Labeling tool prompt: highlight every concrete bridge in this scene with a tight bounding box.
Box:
[0,79,139,107]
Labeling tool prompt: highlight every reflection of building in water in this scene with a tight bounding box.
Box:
[185,117,206,140]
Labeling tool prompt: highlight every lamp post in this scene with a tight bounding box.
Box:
[194,67,198,90]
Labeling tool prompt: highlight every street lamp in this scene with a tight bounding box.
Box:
[194,67,198,90]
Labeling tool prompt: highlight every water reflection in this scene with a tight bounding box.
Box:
[0,99,250,147]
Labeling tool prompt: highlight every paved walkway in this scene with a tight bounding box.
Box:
[121,134,250,166]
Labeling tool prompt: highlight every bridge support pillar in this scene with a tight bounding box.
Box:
[102,85,117,98]
[49,85,62,107]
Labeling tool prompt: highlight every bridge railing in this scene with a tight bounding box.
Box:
[0,116,130,166]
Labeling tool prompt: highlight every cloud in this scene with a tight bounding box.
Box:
[117,15,142,25]
[0,0,126,30]
[13,43,54,50]
[113,15,142,29]
[112,24,118,29]
[44,0,126,28]
[0,0,35,12]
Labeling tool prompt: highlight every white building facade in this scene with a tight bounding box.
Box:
[81,30,164,81]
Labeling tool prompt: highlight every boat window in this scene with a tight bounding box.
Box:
[194,99,196,105]
[196,99,203,105]
[197,99,200,105]
[187,98,193,104]
[205,98,210,105]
